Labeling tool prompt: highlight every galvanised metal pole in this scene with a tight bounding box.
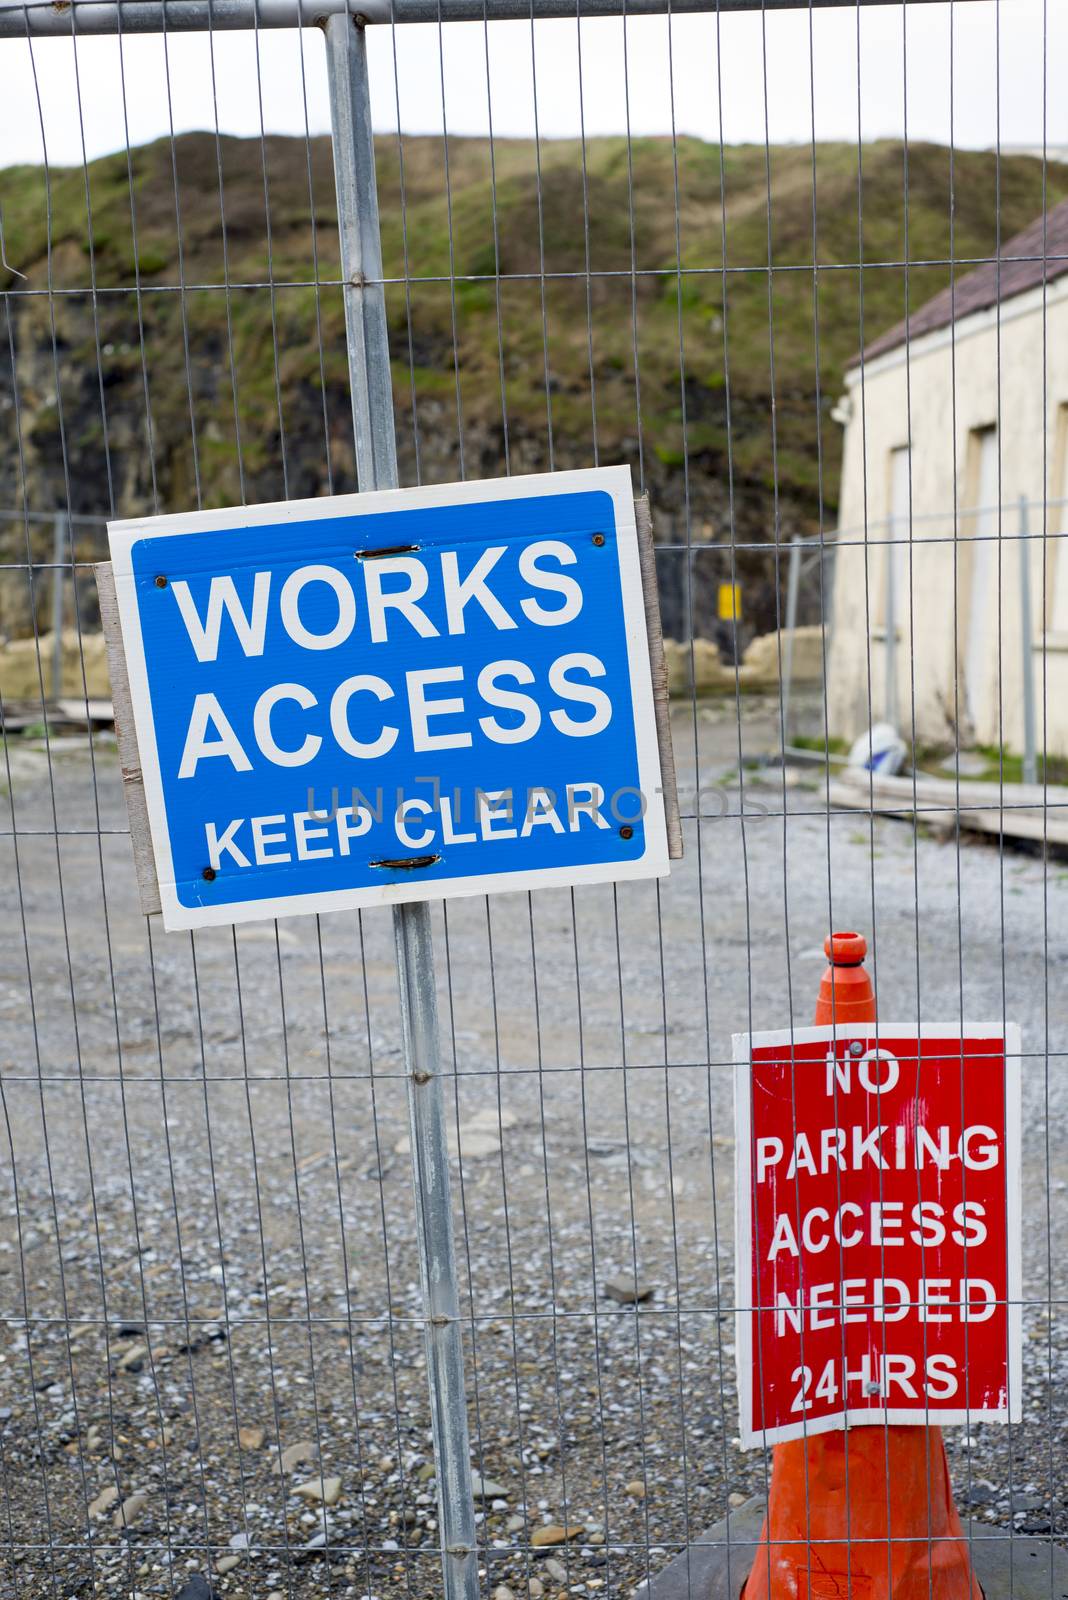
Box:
[1019,495,1038,787]
[392,898,480,1600]
[323,11,397,492]
[0,0,995,37]
[780,533,802,750]
[322,15,480,1600]
[884,528,897,729]
[51,512,67,701]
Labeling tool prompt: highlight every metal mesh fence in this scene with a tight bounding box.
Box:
[0,1,1064,1597]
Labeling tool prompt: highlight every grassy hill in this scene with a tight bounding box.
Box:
[1,132,1064,640]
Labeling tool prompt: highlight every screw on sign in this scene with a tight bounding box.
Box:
[105,468,670,931]
[733,933,1022,1600]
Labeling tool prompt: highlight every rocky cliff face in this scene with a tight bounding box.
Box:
[2,132,1061,647]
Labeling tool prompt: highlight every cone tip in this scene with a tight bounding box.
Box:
[824,930,867,966]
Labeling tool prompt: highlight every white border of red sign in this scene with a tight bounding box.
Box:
[732,1022,1023,1449]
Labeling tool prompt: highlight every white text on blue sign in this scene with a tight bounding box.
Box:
[109,470,669,928]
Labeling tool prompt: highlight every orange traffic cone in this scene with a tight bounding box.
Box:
[743,932,980,1600]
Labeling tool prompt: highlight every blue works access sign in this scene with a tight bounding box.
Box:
[108,468,669,930]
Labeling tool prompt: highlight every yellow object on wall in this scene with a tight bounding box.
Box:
[718,582,742,621]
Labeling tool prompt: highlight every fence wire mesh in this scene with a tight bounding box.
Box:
[0,1,1064,1597]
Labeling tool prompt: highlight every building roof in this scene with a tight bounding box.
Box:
[860,197,1068,364]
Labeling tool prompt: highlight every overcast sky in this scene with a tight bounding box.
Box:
[0,2,1064,170]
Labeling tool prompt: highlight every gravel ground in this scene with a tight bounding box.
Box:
[1,695,1066,1599]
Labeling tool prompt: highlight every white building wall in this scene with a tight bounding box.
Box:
[828,272,1068,756]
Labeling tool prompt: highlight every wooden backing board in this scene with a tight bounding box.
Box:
[634,493,683,860]
[95,495,682,917]
[95,561,162,916]
[828,766,1068,848]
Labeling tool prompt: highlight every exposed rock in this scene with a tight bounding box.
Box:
[87,1485,119,1518]
[298,1521,338,1557]
[238,1425,266,1450]
[112,1489,149,1529]
[394,1107,515,1161]
[939,751,988,778]
[294,1475,342,1506]
[0,631,111,699]
[738,625,824,689]
[602,1275,653,1305]
[531,1523,584,1547]
[471,1472,509,1499]
[271,1439,318,1475]
[624,1479,646,1498]
[176,1579,218,1600]
[663,637,735,697]
[175,1325,228,1357]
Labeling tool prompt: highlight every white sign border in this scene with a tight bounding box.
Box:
[732,1021,1023,1450]
[108,466,669,931]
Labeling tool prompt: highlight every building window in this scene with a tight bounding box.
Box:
[962,425,999,732]
[1049,405,1068,636]
[883,445,911,634]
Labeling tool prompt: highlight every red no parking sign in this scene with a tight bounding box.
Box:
[733,1025,1022,1448]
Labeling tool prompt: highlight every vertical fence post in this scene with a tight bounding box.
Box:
[1019,494,1038,787]
[781,533,802,750]
[51,511,67,701]
[884,528,897,729]
[323,16,480,1600]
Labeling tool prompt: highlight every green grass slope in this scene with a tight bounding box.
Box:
[1,132,1063,637]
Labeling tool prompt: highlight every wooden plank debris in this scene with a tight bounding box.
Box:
[828,766,1068,848]
[95,561,163,916]
[635,493,683,860]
